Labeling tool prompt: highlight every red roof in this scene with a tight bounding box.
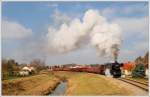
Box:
[123,61,135,70]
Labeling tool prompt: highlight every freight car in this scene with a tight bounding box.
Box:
[52,65,106,75]
[81,65,105,74]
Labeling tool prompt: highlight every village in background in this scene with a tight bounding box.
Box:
[2,52,149,80]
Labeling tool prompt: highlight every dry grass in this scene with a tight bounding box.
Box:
[53,71,133,96]
[2,71,61,96]
[3,71,147,96]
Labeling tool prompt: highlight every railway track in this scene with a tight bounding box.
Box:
[118,78,149,92]
[125,78,148,85]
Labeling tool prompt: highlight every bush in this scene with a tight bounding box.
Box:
[2,72,9,80]
[132,63,145,78]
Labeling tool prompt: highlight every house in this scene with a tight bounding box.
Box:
[123,61,135,76]
[145,68,149,78]
[19,65,36,76]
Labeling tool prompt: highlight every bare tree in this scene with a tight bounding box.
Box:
[143,52,149,68]
[30,59,46,72]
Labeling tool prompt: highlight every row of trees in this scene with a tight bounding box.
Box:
[2,59,47,80]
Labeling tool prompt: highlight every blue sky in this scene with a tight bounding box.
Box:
[2,1,149,65]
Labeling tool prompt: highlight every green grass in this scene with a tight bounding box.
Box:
[5,76,19,80]
[3,73,39,81]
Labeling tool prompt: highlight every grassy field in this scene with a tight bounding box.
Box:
[2,71,61,96]
[53,71,133,96]
[2,71,147,96]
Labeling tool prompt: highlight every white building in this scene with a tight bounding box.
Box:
[145,68,149,78]
[19,66,35,76]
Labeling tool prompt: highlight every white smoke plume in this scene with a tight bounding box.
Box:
[47,9,122,59]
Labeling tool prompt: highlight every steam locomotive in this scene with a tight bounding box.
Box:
[110,61,122,78]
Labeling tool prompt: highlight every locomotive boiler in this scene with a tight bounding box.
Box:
[110,61,122,78]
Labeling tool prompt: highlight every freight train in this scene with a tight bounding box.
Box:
[50,62,123,78]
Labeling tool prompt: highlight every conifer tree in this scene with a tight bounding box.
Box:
[132,63,145,78]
